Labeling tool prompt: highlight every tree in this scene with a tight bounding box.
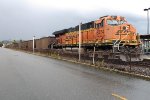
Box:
[12,40,17,43]
[0,42,3,47]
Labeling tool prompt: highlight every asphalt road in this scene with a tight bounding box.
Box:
[0,48,150,100]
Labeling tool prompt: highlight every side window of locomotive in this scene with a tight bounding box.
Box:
[101,19,104,27]
[107,20,126,25]
[120,20,126,24]
[107,20,118,26]
[96,19,104,28]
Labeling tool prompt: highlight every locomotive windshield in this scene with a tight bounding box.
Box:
[107,20,126,26]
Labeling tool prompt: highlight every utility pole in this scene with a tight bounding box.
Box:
[144,8,150,34]
[79,23,82,62]
[33,36,35,53]
[92,46,96,65]
[129,50,131,71]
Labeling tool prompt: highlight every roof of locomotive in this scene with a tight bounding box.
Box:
[52,15,126,36]
[52,21,94,35]
[99,15,126,21]
[40,36,55,39]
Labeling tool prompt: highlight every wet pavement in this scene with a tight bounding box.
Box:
[0,48,150,100]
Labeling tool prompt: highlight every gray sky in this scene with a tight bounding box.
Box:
[0,0,150,40]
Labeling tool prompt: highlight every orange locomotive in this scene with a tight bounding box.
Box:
[53,15,142,61]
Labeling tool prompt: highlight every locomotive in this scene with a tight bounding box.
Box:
[53,15,142,61]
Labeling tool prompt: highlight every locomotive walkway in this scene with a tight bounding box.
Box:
[0,48,150,100]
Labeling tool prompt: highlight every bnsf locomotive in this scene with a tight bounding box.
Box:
[53,15,142,61]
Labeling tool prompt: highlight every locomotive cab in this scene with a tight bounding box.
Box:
[95,16,142,61]
[105,16,140,46]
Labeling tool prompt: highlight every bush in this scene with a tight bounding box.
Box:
[0,42,3,47]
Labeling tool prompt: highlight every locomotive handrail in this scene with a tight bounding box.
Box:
[113,30,129,52]
[113,29,122,47]
[118,31,129,46]
[50,41,57,49]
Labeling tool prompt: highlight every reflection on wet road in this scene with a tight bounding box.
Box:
[0,48,150,100]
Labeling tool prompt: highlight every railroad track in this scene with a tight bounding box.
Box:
[105,59,150,68]
[37,49,150,68]
[58,51,150,67]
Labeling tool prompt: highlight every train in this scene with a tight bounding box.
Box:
[6,15,143,62]
[53,15,142,61]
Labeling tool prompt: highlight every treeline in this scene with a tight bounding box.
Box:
[0,40,20,47]
[0,42,2,47]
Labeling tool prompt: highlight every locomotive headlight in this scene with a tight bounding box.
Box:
[123,26,129,30]
[123,26,126,30]
[127,25,130,30]
[126,26,129,30]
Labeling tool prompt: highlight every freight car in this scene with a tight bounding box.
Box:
[18,36,56,52]
[53,15,143,61]
[35,36,56,51]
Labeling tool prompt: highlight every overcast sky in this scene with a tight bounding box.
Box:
[0,0,150,40]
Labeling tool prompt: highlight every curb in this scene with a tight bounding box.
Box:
[33,52,150,80]
[11,49,150,80]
